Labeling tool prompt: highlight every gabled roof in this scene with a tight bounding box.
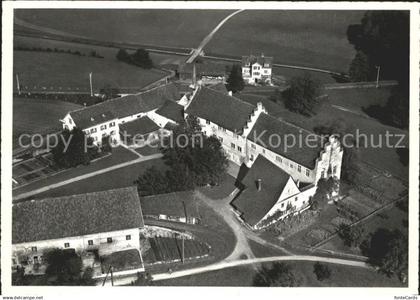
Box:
[242,55,273,68]
[140,191,200,219]
[155,100,185,124]
[248,113,325,169]
[208,82,228,94]
[231,156,290,227]
[69,83,181,129]
[13,187,144,244]
[119,116,160,136]
[185,87,255,134]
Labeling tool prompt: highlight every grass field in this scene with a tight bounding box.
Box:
[13,97,82,144]
[206,10,365,72]
[13,51,169,93]
[15,9,232,48]
[159,260,402,286]
[24,157,167,199]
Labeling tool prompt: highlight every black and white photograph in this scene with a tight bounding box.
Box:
[1,1,418,298]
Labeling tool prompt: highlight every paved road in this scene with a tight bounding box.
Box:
[186,9,244,64]
[13,153,163,201]
[152,255,370,281]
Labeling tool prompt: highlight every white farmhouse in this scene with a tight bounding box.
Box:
[241,54,273,85]
[12,186,145,277]
[184,86,343,229]
[61,83,187,146]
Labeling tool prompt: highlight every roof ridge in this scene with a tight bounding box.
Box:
[69,82,175,115]
[139,190,193,199]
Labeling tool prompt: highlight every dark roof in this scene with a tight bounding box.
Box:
[185,87,255,133]
[140,191,200,218]
[242,55,273,68]
[155,100,184,124]
[119,116,160,136]
[13,187,144,244]
[69,83,180,129]
[248,113,324,169]
[231,156,290,226]
[208,83,228,94]
[179,63,227,77]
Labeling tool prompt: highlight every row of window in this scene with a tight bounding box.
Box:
[230,142,242,153]
[86,121,116,134]
[29,235,132,252]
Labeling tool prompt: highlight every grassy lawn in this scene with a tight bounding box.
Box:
[14,35,187,67]
[326,86,393,114]
[25,157,167,199]
[12,146,140,197]
[320,203,408,256]
[16,9,232,48]
[206,10,365,72]
[135,144,162,156]
[13,51,168,93]
[158,261,402,286]
[197,173,237,200]
[101,249,142,273]
[13,97,82,145]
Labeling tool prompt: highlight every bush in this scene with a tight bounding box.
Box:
[313,262,331,281]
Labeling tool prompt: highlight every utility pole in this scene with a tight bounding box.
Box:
[375,66,381,88]
[89,72,93,96]
[16,74,21,95]
[181,200,187,264]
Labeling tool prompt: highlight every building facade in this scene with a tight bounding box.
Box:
[242,54,273,85]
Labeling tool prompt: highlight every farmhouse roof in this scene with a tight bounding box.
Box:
[140,191,200,219]
[231,155,290,226]
[13,187,144,244]
[155,100,185,124]
[208,82,229,94]
[185,87,255,133]
[242,55,273,68]
[247,113,325,169]
[119,116,160,136]
[69,83,181,129]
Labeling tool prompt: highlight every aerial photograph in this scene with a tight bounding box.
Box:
[7,6,412,290]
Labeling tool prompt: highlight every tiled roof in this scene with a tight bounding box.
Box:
[155,100,185,124]
[185,87,255,133]
[248,113,324,169]
[12,187,144,244]
[69,83,181,129]
[208,82,228,94]
[242,55,273,68]
[119,116,160,136]
[140,191,200,219]
[231,156,290,226]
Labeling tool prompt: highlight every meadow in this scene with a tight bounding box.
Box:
[15,9,232,48]
[13,51,169,93]
[206,10,365,72]
[13,97,82,142]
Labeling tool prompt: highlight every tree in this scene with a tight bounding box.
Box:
[135,116,228,196]
[253,263,299,287]
[226,64,245,93]
[131,49,153,69]
[134,272,153,286]
[349,51,370,82]
[44,248,93,285]
[135,166,170,196]
[313,262,331,281]
[116,48,130,63]
[51,128,98,168]
[310,177,339,211]
[361,228,408,276]
[282,73,322,116]
[347,11,409,84]
[338,223,364,248]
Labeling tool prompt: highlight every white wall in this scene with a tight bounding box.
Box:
[12,228,140,266]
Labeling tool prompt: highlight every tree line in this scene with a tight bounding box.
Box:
[116,48,153,69]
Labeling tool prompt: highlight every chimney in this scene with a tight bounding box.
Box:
[228,91,233,96]
[256,178,262,191]
[296,180,300,188]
